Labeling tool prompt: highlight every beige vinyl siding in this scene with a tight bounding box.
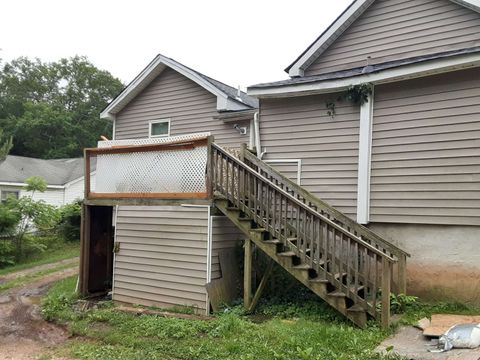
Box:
[370,68,480,226]
[211,216,244,280]
[260,95,360,217]
[305,0,480,76]
[115,67,248,147]
[113,206,209,311]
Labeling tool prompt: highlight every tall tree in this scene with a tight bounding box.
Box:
[0,56,123,159]
[0,129,13,161]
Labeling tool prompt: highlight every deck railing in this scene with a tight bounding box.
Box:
[243,149,409,295]
[84,136,212,201]
[211,143,397,327]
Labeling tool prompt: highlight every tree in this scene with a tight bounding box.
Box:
[0,129,13,161]
[0,56,123,159]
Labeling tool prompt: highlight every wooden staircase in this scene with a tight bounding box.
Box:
[209,143,409,329]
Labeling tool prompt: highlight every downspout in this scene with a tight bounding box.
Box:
[253,111,265,159]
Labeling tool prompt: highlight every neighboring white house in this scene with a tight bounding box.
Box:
[0,155,95,206]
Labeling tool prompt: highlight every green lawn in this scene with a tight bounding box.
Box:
[43,277,407,360]
[0,242,79,276]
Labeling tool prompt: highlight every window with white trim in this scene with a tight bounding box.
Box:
[1,190,20,204]
[149,119,171,138]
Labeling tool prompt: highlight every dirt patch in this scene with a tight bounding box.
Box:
[0,257,79,283]
[0,266,78,360]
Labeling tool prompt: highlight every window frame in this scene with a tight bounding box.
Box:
[1,190,20,203]
[149,119,171,138]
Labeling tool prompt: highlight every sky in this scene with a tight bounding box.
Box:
[0,0,352,89]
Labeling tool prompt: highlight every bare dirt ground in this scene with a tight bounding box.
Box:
[0,262,78,360]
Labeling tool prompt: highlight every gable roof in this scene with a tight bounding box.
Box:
[286,0,480,77]
[0,156,85,186]
[101,54,258,120]
[249,46,480,97]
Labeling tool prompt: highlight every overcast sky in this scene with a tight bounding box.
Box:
[1,0,351,89]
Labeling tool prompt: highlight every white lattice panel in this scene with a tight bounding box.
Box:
[97,132,211,148]
[95,134,209,195]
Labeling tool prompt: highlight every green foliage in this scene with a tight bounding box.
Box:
[345,84,372,105]
[24,175,48,193]
[43,279,399,360]
[0,129,13,161]
[56,201,81,242]
[0,203,21,235]
[0,242,79,276]
[0,240,15,267]
[325,83,372,118]
[42,276,79,321]
[0,56,123,159]
[390,293,419,314]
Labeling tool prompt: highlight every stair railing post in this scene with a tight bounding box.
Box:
[206,136,214,199]
[244,238,253,309]
[381,257,392,329]
[397,254,407,295]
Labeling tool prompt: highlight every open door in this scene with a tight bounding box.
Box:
[79,205,114,295]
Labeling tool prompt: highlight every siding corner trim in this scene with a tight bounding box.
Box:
[356,90,374,224]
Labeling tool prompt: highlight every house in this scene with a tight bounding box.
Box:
[247,0,480,303]
[0,155,94,206]
[80,55,257,314]
[80,0,480,329]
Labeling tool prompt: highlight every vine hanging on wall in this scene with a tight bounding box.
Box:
[325,83,372,118]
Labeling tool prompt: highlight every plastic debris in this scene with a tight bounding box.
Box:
[429,323,480,352]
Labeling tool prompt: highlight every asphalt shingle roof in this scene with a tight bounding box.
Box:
[0,155,84,186]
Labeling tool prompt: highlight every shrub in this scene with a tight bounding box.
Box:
[0,240,15,267]
[56,201,81,242]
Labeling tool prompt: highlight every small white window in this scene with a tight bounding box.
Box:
[149,119,170,138]
[1,190,20,203]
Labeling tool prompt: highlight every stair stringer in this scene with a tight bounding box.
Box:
[214,198,368,328]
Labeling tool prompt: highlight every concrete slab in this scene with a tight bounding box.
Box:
[376,326,480,360]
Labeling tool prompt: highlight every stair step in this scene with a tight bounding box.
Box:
[309,278,329,284]
[328,291,346,298]
[277,251,296,257]
[347,305,365,313]
[226,207,241,211]
[250,228,266,233]
[348,285,365,294]
[238,217,252,222]
[292,264,311,270]
[334,272,347,280]
[264,239,281,245]
[286,237,298,243]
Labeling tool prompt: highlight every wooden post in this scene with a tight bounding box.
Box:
[381,257,392,329]
[79,203,91,295]
[397,254,407,295]
[248,260,274,312]
[239,143,247,162]
[206,136,214,199]
[244,238,253,309]
[84,149,91,199]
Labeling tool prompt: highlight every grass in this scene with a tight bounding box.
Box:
[0,260,78,293]
[43,277,406,360]
[0,242,79,276]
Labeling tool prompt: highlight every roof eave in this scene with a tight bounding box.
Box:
[286,0,480,77]
[100,54,249,120]
[251,52,480,98]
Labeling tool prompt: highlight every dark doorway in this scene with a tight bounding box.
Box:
[81,205,114,295]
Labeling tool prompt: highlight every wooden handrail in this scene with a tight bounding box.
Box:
[211,144,395,263]
[243,150,410,259]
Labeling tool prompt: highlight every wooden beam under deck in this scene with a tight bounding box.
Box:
[84,197,213,207]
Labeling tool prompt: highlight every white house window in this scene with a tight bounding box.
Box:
[1,190,20,203]
[149,119,170,138]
